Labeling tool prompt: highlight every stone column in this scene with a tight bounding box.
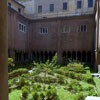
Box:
[0,0,8,100]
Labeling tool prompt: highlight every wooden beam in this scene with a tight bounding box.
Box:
[0,0,8,100]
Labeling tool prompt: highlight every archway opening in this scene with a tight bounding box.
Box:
[82,51,86,62]
[32,51,36,61]
[67,51,71,60]
[40,51,43,62]
[44,51,48,62]
[77,51,81,61]
[62,51,66,62]
[87,51,92,63]
[49,51,52,61]
[72,51,76,61]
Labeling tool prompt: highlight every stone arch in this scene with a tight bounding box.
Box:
[40,51,43,62]
[87,51,92,63]
[72,51,76,60]
[53,51,56,57]
[36,51,40,61]
[15,51,18,63]
[67,51,71,60]
[49,51,52,61]
[62,51,66,61]
[45,51,48,61]
[82,51,86,62]
[24,52,28,62]
[77,51,81,61]
[32,51,36,60]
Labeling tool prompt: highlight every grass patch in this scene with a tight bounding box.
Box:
[93,78,100,96]
[57,87,76,100]
[9,90,21,100]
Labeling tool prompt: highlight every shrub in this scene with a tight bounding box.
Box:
[48,85,52,89]
[46,87,58,100]
[8,58,15,72]
[77,92,84,100]
[32,92,39,100]
[85,70,93,84]
[67,62,83,68]
[46,90,52,99]
[9,68,28,79]
[75,73,82,80]
[68,71,75,79]
[16,77,30,89]
[21,86,28,99]
[56,69,65,75]
[34,75,42,82]
[40,92,45,100]
[67,79,82,93]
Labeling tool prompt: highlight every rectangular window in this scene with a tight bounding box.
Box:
[63,26,70,33]
[63,2,67,10]
[77,0,82,9]
[18,22,26,33]
[50,4,54,12]
[23,25,26,33]
[40,27,48,34]
[22,25,24,31]
[18,8,21,13]
[78,25,87,32]
[8,2,11,7]
[88,0,93,8]
[38,5,42,13]
[19,24,21,30]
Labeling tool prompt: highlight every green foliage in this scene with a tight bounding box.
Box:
[93,78,100,96]
[67,79,82,93]
[8,58,15,72]
[85,70,93,84]
[9,90,21,100]
[76,92,84,100]
[16,77,30,89]
[40,92,45,100]
[9,68,28,79]
[46,86,58,100]
[33,54,57,77]
[67,61,83,68]
[9,55,98,100]
[21,86,28,99]
[32,92,39,100]
[8,58,15,67]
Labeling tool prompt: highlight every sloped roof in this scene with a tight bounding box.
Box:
[12,0,25,8]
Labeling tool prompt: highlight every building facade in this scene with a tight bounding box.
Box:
[34,0,95,14]
[8,0,100,70]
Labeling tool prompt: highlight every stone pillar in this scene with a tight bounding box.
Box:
[57,53,63,64]
[95,0,100,70]
[0,0,8,100]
